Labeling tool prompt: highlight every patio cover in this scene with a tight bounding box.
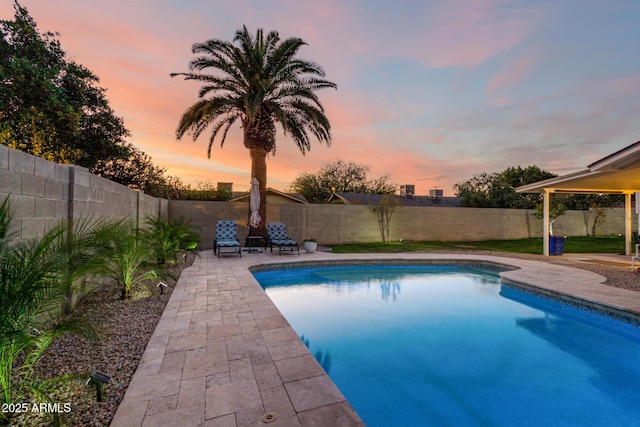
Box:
[516,140,640,256]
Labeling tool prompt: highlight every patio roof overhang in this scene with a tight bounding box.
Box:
[515,140,640,256]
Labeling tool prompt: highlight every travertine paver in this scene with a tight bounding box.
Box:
[111,250,640,427]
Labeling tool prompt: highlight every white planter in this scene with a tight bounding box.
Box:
[303,241,317,253]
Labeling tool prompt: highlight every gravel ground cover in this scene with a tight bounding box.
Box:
[11,254,195,427]
[483,250,640,292]
[11,251,640,426]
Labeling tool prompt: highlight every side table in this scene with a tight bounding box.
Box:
[246,236,265,253]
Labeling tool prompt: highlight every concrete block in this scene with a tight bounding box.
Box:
[0,144,8,169]
[108,192,126,207]
[88,187,99,203]
[73,185,89,202]
[44,218,61,232]
[54,200,69,219]
[72,200,90,218]
[11,194,35,218]
[20,218,45,240]
[55,164,70,183]
[35,198,56,217]
[8,148,35,174]
[72,167,91,187]
[34,156,56,179]
[89,173,101,189]
[91,173,105,190]
[160,199,169,218]
[0,169,21,194]
[44,179,66,200]
[21,174,45,197]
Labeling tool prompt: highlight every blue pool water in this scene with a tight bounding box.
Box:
[253,265,640,427]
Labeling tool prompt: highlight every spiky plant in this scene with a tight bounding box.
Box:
[0,197,86,426]
[100,222,158,300]
[53,216,124,315]
[143,215,199,266]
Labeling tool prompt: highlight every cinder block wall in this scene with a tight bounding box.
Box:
[1,143,631,247]
[0,145,167,240]
[169,200,632,249]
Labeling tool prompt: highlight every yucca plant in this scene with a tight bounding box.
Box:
[100,222,159,299]
[144,215,199,266]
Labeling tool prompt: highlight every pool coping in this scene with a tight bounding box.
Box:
[111,251,640,426]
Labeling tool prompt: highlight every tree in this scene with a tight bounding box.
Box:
[0,1,131,169]
[498,166,557,208]
[172,26,336,237]
[454,166,556,208]
[565,194,623,236]
[534,195,568,236]
[290,159,397,203]
[453,172,499,208]
[370,194,402,242]
[91,143,168,192]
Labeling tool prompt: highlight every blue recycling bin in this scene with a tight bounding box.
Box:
[549,236,565,256]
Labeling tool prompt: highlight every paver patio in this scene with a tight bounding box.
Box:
[111,249,640,426]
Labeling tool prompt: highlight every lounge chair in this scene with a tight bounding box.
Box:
[214,220,241,258]
[267,222,300,255]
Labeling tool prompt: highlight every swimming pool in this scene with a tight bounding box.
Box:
[253,264,640,427]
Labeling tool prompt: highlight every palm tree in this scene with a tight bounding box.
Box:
[171,26,336,237]
[99,221,159,300]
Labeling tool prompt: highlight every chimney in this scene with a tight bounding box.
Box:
[217,182,232,193]
[400,185,415,199]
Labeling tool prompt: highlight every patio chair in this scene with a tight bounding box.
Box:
[214,220,241,258]
[267,222,300,255]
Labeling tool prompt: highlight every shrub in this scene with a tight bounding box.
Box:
[100,222,159,300]
[0,197,88,426]
[143,216,199,266]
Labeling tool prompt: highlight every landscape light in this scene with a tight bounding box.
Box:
[87,371,111,402]
[157,281,168,294]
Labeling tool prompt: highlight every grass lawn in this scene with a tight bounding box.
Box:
[329,236,626,255]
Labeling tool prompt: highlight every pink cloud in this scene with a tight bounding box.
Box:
[261,0,544,73]
[487,49,541,95]
[423,0,542,68]
[6,0,638,198]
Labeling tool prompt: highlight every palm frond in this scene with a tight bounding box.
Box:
[0,197,15,250]
[172,26,336,156]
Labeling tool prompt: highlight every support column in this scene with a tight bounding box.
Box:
[543,189,550,256]
[136,190,141,231]
[68,166,75,248]
[625,193,632,256]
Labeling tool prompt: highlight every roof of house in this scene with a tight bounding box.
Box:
[229,188,309,204]
[516,140,640,194]
[328,192,462,207]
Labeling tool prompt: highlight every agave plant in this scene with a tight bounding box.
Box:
[100,221,159,299]
[143,215,199,266]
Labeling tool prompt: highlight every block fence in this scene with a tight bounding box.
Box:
[1,144,632,247]
[0,145,167,240]
[169,200,632,249]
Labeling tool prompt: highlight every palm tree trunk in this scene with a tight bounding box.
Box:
[249,147,268,239]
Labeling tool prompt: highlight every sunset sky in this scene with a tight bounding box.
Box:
[3,0,640,195]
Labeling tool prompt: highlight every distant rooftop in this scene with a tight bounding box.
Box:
[230,188,308,204]
[329,192,462,207]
